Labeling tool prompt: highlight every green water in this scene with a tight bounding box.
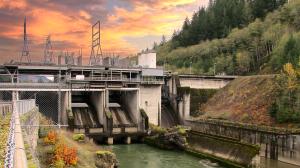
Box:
[111,144,223,168]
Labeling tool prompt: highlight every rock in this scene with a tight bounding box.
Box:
[95,151,118,168]
[146,126,188,150]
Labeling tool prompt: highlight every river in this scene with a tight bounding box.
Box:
[111,144,223,168]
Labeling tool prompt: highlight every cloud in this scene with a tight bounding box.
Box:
[0,0,27,10]
[0,0,209,64]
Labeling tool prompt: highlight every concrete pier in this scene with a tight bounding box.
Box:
[125,137,131,144]
[107,137,114,145]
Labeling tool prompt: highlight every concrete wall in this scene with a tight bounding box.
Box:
[180,78,230,89]
[140,85,161,125]
[188,132,260,167]
[178,93,190,123]
[122,91,139,124]
[60,91,69,125]
[90,91,104,124]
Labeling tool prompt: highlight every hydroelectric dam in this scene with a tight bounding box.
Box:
[0,62,166,143]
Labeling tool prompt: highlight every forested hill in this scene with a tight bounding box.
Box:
[155,0,300,75]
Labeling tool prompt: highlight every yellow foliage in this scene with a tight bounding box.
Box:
[283,63,299,89]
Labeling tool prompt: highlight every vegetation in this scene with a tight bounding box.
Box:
[190,89,218,116]
[37,130,78,167]
[199,76,279,125]
[270,61,300,123]
[0,114,11,167]
[72,133,85,142]
[53,141,78,166]
[167,0,286,49]
[156,0,300,76]
[95,150,114,156]
[43,130,58,145]
[149,123,167,134]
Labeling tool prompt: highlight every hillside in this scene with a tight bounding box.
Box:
[198,76,279,125]
[157,0,300,76]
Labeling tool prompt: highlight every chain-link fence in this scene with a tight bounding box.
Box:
[0,90,64,168]
[19,91,61,123]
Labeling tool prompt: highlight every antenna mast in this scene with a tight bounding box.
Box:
[20,17,31,63]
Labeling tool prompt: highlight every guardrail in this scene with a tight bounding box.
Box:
[4,99,37,168]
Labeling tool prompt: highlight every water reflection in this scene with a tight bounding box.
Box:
[111,144,223,168]
[260,157,300,168]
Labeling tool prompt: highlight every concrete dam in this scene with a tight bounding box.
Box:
[0,63,165,143]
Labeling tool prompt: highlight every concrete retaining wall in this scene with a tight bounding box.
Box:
[187,131,260,167]
[140,85,161,125]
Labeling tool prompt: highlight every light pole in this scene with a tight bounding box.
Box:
[214,63,216,76]
[189,61,192,74]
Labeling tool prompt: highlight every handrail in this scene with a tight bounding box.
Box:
[4,99,37,168]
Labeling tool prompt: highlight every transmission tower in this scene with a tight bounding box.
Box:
[89,21,103,65]
[20,17,31,63]
[65,51,74,65]
[44,35,54,64]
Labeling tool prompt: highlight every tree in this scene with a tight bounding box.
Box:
[152,42,158,50]
[160,35,166,45]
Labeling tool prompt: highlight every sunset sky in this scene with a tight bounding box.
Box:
[0,0,208,64]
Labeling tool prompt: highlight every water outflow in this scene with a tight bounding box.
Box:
[110,107,135,127]
[111,144,223,168]
[73,106,100,128]
[161,103,178,128]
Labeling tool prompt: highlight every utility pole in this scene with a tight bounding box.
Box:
[20,17,31,63]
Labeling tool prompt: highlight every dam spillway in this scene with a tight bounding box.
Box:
[0,63,164,143]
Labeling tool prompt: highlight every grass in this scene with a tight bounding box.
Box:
[37,130,113,168]
[198,75,279,125]
[0,114,11,167]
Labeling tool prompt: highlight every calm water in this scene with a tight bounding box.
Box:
[111,144,223,168]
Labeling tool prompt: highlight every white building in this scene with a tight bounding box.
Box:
[138,51,156,68]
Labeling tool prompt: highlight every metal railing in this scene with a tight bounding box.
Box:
[4,104,16,168]
[4,99,36,168]
[16,99,36,115]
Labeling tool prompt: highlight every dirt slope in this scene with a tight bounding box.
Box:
[199,75,279,125]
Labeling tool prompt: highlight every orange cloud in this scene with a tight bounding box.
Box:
[0,0,208,63]
[0,0,27,9]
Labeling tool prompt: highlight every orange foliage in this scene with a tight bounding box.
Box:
[43,131,58,145]
[54,142,78,166]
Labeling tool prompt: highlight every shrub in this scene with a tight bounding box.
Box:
[39,127,50,138]
[176,126,187,135]
[44,131,58,145]
[53,159,65,168]
[149,124,166,134]
[72,134,85,142]
[54,142,78,166]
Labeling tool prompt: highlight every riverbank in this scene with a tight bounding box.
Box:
[144,125,260,168]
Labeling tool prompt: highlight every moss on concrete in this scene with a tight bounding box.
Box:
[185,148,244,168]
[187,131,260,167]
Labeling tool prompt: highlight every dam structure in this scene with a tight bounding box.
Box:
[0,62,164,143]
